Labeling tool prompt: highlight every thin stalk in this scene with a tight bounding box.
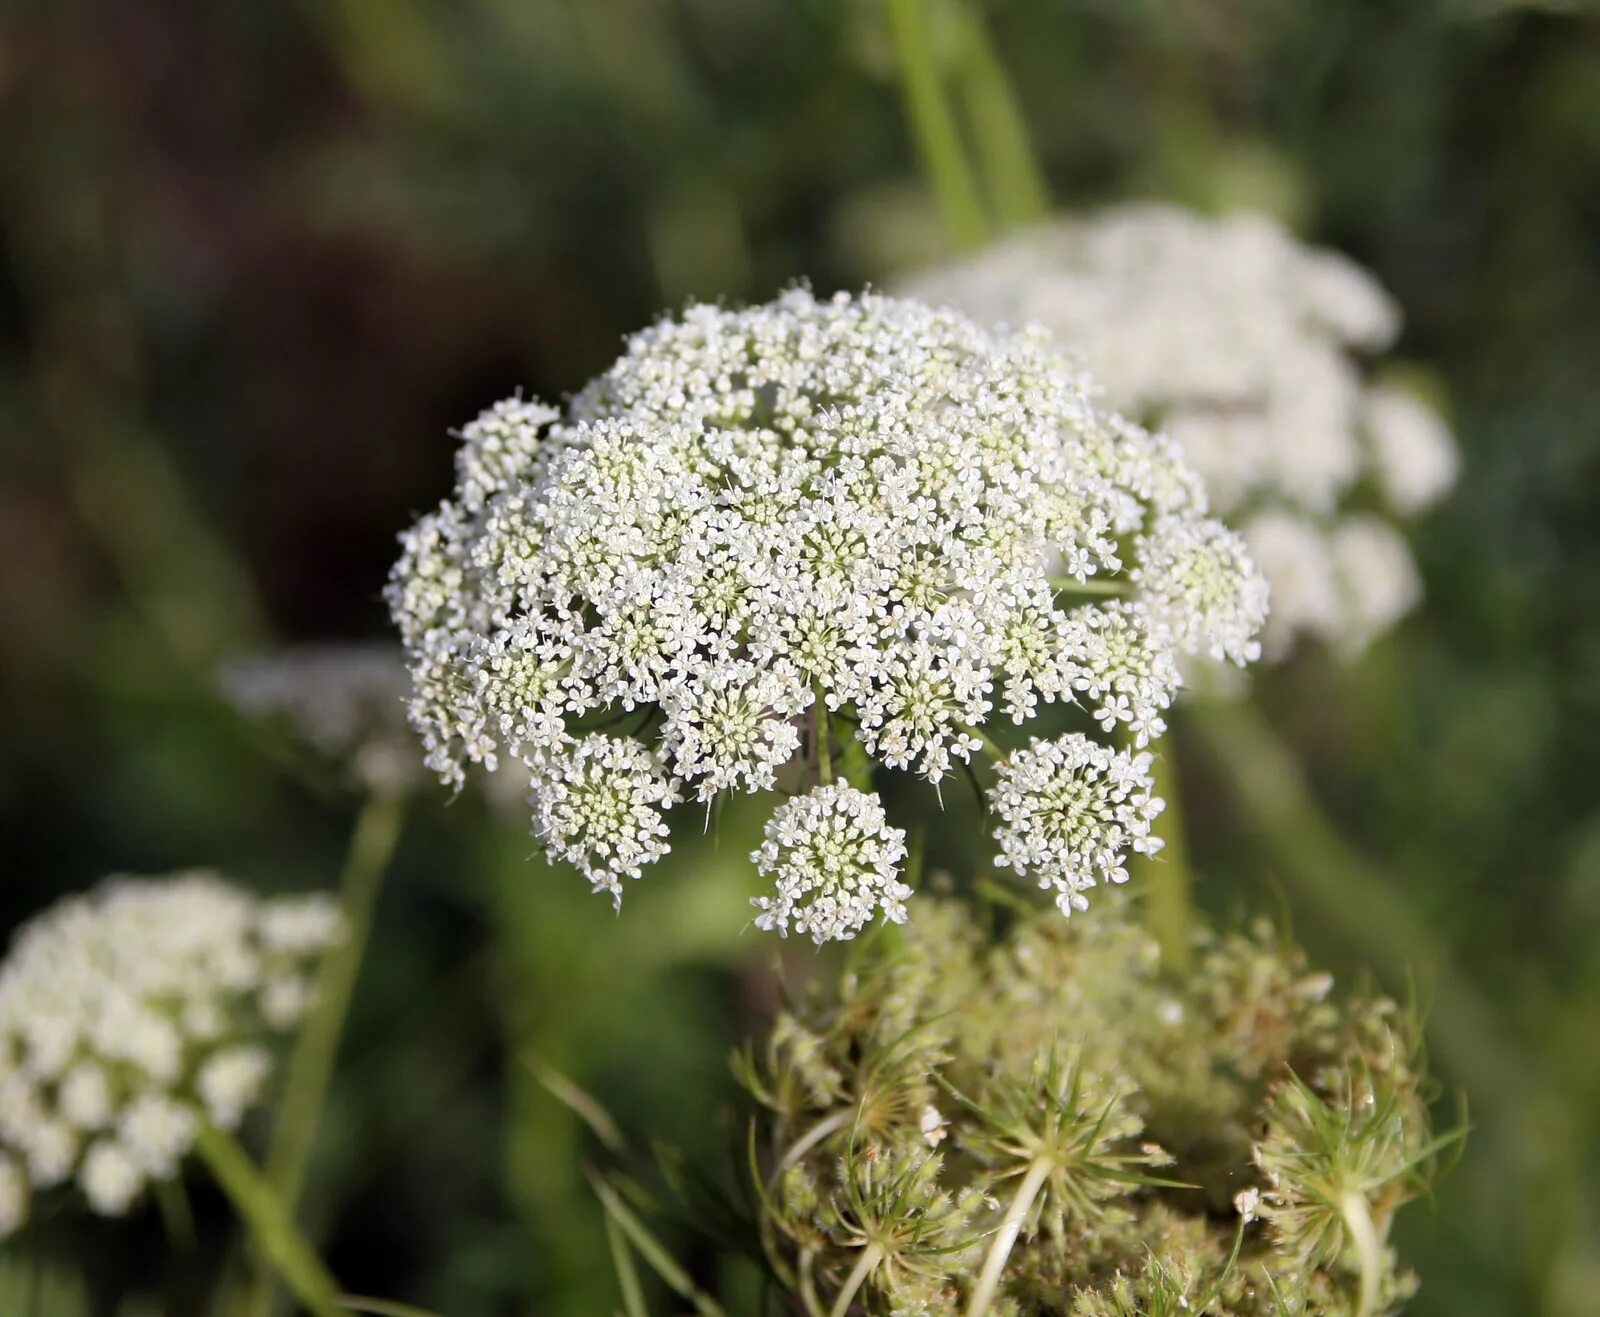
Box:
[1138,750,1193,972]
[778,1109,852,1176]
[1048,576,1131,597]
[828,1242,885,1317]
[951,1,1049,230]
[816,694,834,787]
[966,1158,1050,1317]
[193,1125,342,1317]
[606,1211,649,1317]
[154,1176,196,1253]
[883,0,987,247]
[1340,1190,1381,1317]
[798,1248,826,1317]
[243,790,405,1317]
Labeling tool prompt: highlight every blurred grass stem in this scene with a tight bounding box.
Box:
[243,790,406,1317]
[195,1125,343,1317]
[884,0,987,247]
[952,2,1050,229]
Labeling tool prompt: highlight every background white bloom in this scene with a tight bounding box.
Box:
[388,290,1267,929]
[750,783,911,944]
[220,644,417,792]
[0,873,344,1234]
[902,205,1460,661]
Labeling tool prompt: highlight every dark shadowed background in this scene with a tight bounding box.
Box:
[2,1,1598,1313]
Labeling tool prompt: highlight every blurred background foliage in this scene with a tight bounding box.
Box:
[2,0,1599,1313]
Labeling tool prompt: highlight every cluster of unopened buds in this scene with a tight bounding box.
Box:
[388,290,1268,940]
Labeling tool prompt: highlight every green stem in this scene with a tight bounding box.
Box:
[244,791,405,1317]
[1340,1190,1382,1317]
[1049,576,1131,597]
[154,1176,196,1253]
[816,694,834,787]
[194,1125,342,1317]
[798,1248,826,1317]
[778,1109,852,1177]
[966,1157,1050,1316]
[605,1211,649,1317]
[951,0,1049,230]
[828,1241,885,1317]
[1138,750,1193,972]
[884,0,987,247]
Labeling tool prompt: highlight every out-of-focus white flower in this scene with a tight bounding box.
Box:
[196,1047,272,1129]
[902,206,1460,661]
[79,1140,141,1217]
[1363,383,1459,515]
[750,783,911,944]
[1241,511,1342,660]
[220,644,417,792]
[0,873,344,1233]
[1331,516,1423,656]
[388,290,1268,929]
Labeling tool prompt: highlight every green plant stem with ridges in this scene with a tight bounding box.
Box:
[1139,749,1193,973]
[1341,1190,1381,1317]
[828,1242,885,1317]
[966,1157,1051,1317]
[815,693,834,787]
[195,1125,342,1317]
[884,0,987,247]
[952,1,1050,231]
[242,789,406,1317]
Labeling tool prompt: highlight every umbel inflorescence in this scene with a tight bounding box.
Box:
[903,206,1459,661]
[0,873,343,1235]
[387,290,1267,938]
[743,896,1446,1316]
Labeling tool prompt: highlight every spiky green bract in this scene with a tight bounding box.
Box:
[742,896,1448,1316]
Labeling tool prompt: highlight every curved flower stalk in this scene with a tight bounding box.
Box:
[386,290,1267,937]
[743,895,1452,1315]
[0,872,344,1233]
[902,205,1459,663]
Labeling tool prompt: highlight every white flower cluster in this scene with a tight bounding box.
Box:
[0,873,344,1234]
[990,735,1164,914]
[902,205,1460,659]
[751,784,910,944]
[387,290,1267,933]
[220,644,417,792]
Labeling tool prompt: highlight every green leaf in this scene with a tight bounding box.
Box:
[586,1169,727,1317]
